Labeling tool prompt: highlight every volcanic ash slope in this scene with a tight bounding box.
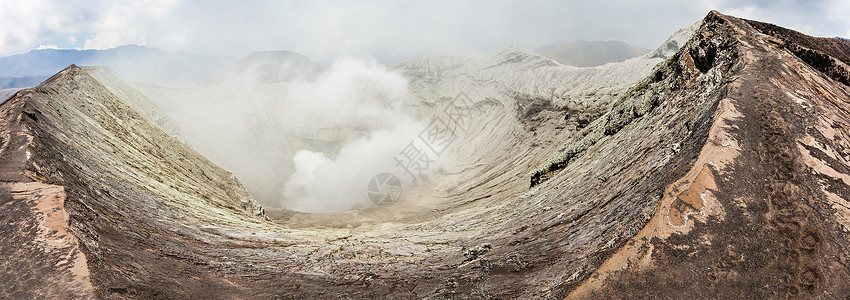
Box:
[1,10,850,299]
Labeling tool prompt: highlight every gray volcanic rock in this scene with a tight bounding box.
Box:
[536,39,650,67]
[1,65,266,298]
[2,10,850,299]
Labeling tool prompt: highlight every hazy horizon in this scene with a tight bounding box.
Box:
[2,0,848,65]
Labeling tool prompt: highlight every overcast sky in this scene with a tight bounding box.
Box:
[1,0,848,64]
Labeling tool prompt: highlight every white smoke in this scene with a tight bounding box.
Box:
[279,58,411,126]
[138,56,440,213]
[282,123,424,212]
[277,58,430,213]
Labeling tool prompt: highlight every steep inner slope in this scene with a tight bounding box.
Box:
[2,10,850,300]
[132,21,697,213]
[2,55,712,298]
[0,65,266,299]
[4,18,700,300]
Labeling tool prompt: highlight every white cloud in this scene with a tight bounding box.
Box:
[0,1,52,54]
[83,32,143,50]
[36,44,60,50]
[0,0,848,62]
[724,5,760,19]
[82,0,177,49]
[0,0,178,53]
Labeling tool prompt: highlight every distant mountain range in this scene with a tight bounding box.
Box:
[0,88,20,103]
[535,40,650,67]
[839,37,850,42]
[0,45,234,88]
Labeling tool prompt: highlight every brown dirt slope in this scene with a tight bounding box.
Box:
[569,11,850,299]
[746,18,850,87]
[0,65,268,299]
